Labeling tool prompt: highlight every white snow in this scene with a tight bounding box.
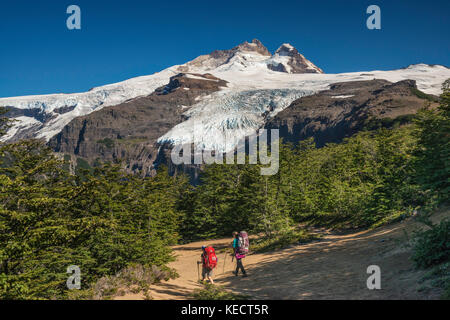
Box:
[331,95,355,98]
[1,116,41,141]
[280,43,294,50]
[266,54,292,73]
[158,88,313,153]
[184,74,219,81]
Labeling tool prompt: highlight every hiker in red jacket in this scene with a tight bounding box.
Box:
[198,245,217,284]
[232,231,248,277]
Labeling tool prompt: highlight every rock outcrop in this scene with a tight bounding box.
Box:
[265,79,437,146]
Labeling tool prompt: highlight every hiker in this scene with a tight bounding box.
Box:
[232,231,248,277]
[198,245,218,284]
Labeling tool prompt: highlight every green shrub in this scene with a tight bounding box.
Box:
[97,138,115,149]
[412,219,450,268]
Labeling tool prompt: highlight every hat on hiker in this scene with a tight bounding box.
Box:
[202,245,206,250]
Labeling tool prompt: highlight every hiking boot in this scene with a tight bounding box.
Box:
[232,271,238,276]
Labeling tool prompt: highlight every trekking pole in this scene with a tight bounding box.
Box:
[197,262,200,281]
[222,250,227,274]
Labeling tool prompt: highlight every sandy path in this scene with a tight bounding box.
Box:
[117,209,448,300]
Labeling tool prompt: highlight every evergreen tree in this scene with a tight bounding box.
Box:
[414,79,450,200]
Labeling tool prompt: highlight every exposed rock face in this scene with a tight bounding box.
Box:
[236,39,272,56]
[265,79,436,146]
[4,107,55,123]
[48,73,227,176]
[267,43,323,74]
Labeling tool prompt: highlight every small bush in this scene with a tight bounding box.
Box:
[410,88,438,102]
[92,264,176,300]
[412,219,450,268]
[191,283,248,300]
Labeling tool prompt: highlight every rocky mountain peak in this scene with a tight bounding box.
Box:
[270,43,323,74]
[235,39,272,56]
[179,39,272,72]
[275,43,297,56]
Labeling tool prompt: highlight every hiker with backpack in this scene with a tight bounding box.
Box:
[198,245,218,284]
[232,231,248,277]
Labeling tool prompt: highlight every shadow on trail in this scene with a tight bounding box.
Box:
[214,227,402,300]
[151,281,198,299]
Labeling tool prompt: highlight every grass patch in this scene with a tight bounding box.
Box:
[443,283,450,300]
[251,229,321,253]
[410,87,438,102]
[97,138,115,149]
[62,154,72,172]
[117,137,148,145]
[362,114,416,131]
[418,262,450,300]
[191,283,249,300]
[370,210,412,229]
[75,157,92,176]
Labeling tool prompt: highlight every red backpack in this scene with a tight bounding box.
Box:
[203,246,218,269]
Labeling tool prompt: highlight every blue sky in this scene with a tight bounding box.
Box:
[0,0,449,97]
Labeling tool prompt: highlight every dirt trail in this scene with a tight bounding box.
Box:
[117,209,448,300]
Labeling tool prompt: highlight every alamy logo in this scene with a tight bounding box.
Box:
[366,5,381,30]
[366,265,381,289]
[170,127,279,176]
[66,5,81,30]
[67,265,81,290]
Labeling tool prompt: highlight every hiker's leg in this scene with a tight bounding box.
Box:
[208,269,214,284]
[201,266,207,281]
[237,258,246,275]
[233,267,238,276]
[240,261,247,275]
[236,259,243,275]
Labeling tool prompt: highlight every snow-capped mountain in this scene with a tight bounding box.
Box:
[1,39,450,158]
